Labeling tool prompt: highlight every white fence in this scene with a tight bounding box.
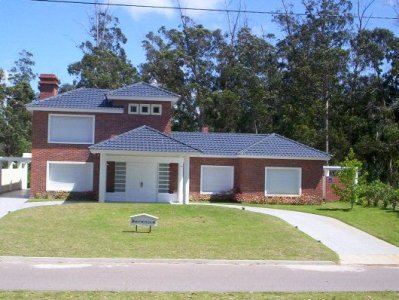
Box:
[0,153,31,194]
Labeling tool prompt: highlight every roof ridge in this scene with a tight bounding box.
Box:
[271,133,331,157]
[172,131,269,136]
[88,126,146,149]
[237,134,272,155]
[107,81,179,98]
[143,126,202,153]
[141,82,180,97]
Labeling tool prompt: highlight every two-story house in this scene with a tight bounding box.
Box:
[27,74,331,203]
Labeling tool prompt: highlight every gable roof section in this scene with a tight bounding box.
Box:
[89,126,200,153]
[26,88,123,113]
[171,132,330,160]
[238,134,330,159]
[106,82,179,100]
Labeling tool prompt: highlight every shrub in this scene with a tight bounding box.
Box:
[362,181,399,210]
[332,149,365,209]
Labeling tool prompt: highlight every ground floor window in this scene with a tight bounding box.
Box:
[47,162,93,192]
[158,163,170,193]
[200,165,234,194]
[114,162,126,192]
[265,167,301,196]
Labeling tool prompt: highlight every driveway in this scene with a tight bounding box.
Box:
[201,204,399,265]
[0,190,63,219]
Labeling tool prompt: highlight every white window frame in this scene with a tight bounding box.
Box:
[140,104,151,115]
[46,161,94,192]
[264,167,302,197]
[48,114,95,144]
[151,104,162,116]
[200,165,234,195]
[128,103,139,115]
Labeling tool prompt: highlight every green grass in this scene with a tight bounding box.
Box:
[242,202,399,247]
[0,203,336,261]
[0,291,398,300]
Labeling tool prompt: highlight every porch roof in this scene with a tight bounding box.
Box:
[89,126,201,154]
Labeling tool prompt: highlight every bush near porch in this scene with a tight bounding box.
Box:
[189,191,322,205]
[0,203,337,261]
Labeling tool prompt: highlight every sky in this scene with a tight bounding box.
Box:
[0,0,398,91]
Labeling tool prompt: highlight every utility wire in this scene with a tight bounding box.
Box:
[31,0,399,20]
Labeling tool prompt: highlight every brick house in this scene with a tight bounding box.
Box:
[27,74,331,203]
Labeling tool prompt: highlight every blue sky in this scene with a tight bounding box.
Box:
[1,0,398,91]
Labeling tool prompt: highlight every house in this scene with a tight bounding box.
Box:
[27,74,331,203]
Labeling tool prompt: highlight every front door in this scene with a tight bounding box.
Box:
[126,163,157,202]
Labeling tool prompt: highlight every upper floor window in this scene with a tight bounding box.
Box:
[48,114,95,144]
[140,104,151,115]
[151,104,162,115]
[128,103,139,114]
[128,103,163,116]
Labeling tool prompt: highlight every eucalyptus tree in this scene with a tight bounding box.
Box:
[68,4,138,89]
[141,17,224,131]
[274,0,353,153]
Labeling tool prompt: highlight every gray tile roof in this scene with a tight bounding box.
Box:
[171,132,330,159]
[171,132,268,156]
[89,126,200,153]
[238,134,330,159]
[107,82,179,98]
[27,82,179,110]
[26,88,120,110]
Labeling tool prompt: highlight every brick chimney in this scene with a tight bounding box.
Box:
[201,126,209,133]
[38,74,60,100]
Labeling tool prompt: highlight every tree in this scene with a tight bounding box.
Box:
[274,0,352,152]
[212,26,280,133]
[68,4,138,89]
[333,149,364,209]
[141,17,223,131]
[0,50,35,156]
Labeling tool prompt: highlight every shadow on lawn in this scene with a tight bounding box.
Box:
[316,208,351,212]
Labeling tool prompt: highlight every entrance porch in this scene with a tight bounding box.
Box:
[98,153,190,204]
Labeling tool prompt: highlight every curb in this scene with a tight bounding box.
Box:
[0,256,337,266]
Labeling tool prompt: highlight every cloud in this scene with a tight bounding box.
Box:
[109,0,225,20]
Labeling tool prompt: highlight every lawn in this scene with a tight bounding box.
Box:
[244,202,399,247]
[0,291,398,300]
[0,203,336,261]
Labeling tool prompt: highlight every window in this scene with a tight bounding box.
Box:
[151,104,162,115]
[200,165,234,194]
[114,162,126,192]
[140,104,150,115]
[265,167,301,196]
[128,104,139,114]
[48,114,94,144]
[158,163,170,193]
[47,162,93,192]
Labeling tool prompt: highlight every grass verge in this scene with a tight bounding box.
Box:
[0,203,336,261]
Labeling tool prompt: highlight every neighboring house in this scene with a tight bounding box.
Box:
[27,74,331,203]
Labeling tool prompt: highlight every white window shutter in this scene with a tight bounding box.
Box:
[201,166,234,194]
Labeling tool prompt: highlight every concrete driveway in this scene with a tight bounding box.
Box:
[202,204,399,265]
[0,190,63,219]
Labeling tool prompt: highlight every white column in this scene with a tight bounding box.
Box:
[99,153,107,203]
[322,168,328,200]
[177,160,183,204]
[183,156,190,204]
[20,162,28,190]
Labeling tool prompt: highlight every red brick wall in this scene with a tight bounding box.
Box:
[169,163,178,193]
[325,176,341,201]
[189,157,324,198]
[30,100,172,197]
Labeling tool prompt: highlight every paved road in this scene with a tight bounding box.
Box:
[201,204,399,265]
[0,257,398,292]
